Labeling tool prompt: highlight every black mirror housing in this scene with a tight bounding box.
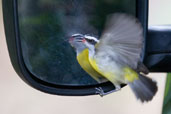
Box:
[3,0,170,96]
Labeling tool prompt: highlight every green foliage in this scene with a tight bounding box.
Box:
[90,0,135,30]
[162,73,171,114]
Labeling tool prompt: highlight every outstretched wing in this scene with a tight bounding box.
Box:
[96,13,144,69]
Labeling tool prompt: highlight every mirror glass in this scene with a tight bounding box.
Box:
[18,0,136,86]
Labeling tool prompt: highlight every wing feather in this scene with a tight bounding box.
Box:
[97,13,144,69]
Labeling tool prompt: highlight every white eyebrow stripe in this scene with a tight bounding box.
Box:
[72,33,83,37]
[84,35,99,43]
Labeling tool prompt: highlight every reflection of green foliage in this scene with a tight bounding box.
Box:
[90,0,135,31]
[162,73,171,114]
[18,0,135,85]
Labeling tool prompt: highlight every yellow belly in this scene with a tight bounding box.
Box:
[123,67,139,82]
[89,57,118,83]
[89,57,139,84]
[77,49,106,83]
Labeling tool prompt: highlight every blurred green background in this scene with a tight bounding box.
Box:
[163,73,171,114]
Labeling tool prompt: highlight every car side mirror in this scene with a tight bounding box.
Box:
[2,0,170,96]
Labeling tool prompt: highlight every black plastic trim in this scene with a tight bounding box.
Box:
[136,0,149,61]
[145,26,171,72]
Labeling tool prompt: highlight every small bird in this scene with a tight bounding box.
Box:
[69,34,107,83]
[69,13,158,102]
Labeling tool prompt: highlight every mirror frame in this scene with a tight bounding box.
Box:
[2,0,148,96]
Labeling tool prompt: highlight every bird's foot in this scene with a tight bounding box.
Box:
[115,85,121,91]
[95,86,121,97]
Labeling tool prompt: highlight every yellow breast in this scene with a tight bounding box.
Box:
[77,49,106,83]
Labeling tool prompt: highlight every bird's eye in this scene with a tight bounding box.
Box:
[89,39,93,43]
[86,39,96,44]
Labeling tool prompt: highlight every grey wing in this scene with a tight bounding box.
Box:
[97,13,144,69]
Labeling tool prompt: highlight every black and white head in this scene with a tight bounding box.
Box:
[69,33,99,53]
[83,35,99,50]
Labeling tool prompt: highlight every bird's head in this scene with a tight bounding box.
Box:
[83,35,99,49]
[69,34,99,53]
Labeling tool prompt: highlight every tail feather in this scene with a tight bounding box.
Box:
[129,74,158,102]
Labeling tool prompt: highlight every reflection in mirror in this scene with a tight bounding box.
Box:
[18,0,135,85]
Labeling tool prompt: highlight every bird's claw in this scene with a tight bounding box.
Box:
[95,86,121,97]
[95,87,105,97]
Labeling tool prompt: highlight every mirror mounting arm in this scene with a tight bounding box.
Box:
[145,26,171,72]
